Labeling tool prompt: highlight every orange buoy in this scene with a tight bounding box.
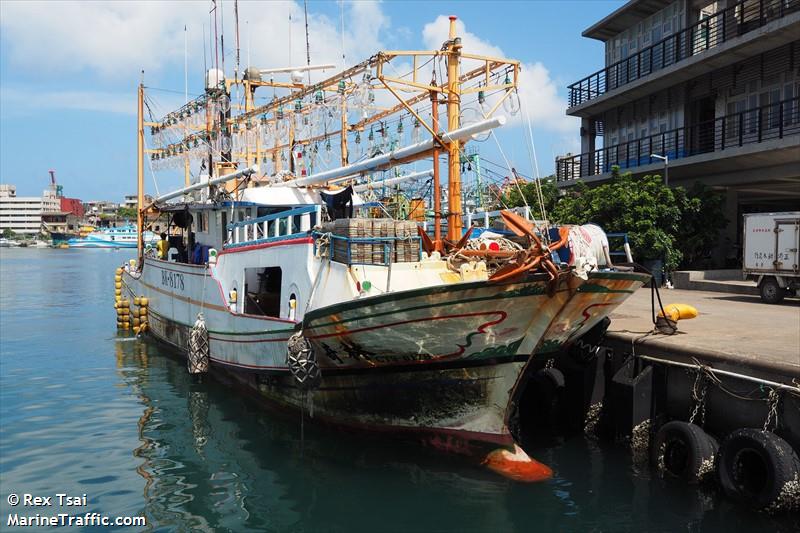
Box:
[483,444,553,482]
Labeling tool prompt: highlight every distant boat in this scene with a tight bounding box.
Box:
[68,225,156,248]
[0,237,16,248]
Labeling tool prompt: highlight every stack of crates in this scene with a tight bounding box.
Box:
[332,218,370,263]
[321,218,420,265]
[394,220,419,262]
[371,218,394,264]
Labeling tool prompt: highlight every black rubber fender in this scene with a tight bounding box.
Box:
[716,428,800,511]
[525,367,566,431]
[652,421,718,484]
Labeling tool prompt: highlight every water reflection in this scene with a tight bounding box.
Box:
[2,249,797,533]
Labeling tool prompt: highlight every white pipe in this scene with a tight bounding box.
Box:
[637,355,800,393]
[259,63,336,75]
[351,170,433,193]
[154,164,259,204]
[287,116,507,188]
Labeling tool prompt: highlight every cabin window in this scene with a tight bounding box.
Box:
[243,267,282,317]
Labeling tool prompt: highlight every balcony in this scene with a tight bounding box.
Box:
[568,0,800,109]
[556,96,800,182]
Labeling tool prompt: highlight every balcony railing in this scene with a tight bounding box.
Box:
[568,0,800,108]
[556,96,800,182]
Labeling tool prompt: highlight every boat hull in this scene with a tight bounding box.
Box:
[122,259,649,462]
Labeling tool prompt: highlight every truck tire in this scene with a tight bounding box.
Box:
[652,421,718,484]
[716,428,800,511]
[759,277,785,304]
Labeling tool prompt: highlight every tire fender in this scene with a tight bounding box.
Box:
[716,428,800,511]
[652,421,718,484]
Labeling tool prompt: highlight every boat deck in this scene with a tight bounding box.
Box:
[605,287,800,379]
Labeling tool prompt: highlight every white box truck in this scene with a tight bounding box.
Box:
[743,212,799,303]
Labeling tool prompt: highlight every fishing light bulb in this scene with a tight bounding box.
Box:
[319,138,332,165]
[411,117,422,144]
[368,126,375,154]
[502,74,520,116]
[218,94,231,114]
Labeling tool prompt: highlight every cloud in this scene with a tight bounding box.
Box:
[0,1,207,78]
[0,1,388,81]
[421,15,576,135]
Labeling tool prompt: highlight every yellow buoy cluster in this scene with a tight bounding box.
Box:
[113,267,149,334]
[132,297,149,335]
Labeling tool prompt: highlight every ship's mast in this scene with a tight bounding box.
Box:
[446,16,463,241]
[136,79,145,266]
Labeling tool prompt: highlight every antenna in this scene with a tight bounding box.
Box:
[234,0,240,80]
[184,25,188,105]
[303,0,311,84]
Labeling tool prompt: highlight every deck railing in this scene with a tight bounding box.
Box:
[568,0,800,107]
[225,205,320,248]
[556,96,800,182]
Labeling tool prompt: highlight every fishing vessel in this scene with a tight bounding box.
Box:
[116,16,649,481]
[70,224,156,248]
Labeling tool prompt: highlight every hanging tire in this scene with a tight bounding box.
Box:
[716,428,800,511]
[652,421,718,484]
[525,367,565,431]
[759,277,785,304]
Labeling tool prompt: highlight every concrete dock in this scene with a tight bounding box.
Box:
[606,287,800,379]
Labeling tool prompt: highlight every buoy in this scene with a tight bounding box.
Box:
[483,444,553,482]
[133,326,140,335]
[115,282,122,290]
[134,297,141,306]
[139,298,149,307]
[133,317,141,327]
[139,308,148,317]
[658,303,698,321]
[140,323,148,332]
[115,267,123,275]
[115,275,122,282]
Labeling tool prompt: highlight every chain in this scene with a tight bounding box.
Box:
[763,388,781,432]
[689,371,708,427]
[545,358,555,369]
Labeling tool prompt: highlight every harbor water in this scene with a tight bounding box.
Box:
[1,249,796,532]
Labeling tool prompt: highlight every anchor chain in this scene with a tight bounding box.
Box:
[763,388,781,433]
[689,371,708,427]
[286,332,321,389]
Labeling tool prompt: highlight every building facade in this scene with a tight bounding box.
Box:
[556,0,800,265]
[0,184,60,235]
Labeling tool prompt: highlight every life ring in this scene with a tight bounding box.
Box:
[652,421,718,484]
[716,428,800,511]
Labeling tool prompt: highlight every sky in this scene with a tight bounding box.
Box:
[0,0,624,201]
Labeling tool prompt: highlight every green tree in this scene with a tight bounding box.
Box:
[116,207,138,220]
[2,228,15,239]
[672,183,727,269]
[501,177,560,220]
[550,170,684,270]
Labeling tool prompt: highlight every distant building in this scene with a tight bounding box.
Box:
[60,197,84,218]
[84,200,120,217]
[0,184,60,235]
[556,0,800,265]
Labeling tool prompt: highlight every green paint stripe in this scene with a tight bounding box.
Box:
[305,283,549,330]
[577,283,636,294]
[303,274,551,321]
